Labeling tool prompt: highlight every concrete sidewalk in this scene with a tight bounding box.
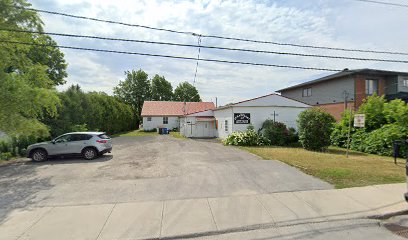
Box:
[1,183,406,240]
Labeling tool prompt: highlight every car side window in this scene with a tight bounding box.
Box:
[81,134,93,140]
[54,134,71,143]
[70,134,84,142]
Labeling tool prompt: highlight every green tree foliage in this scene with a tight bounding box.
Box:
[383,99,408,126]
[357,94,386,131]
[114,70,151,125]
[27,35,68,85]
[0,0,67,85]
[358,124,408,156]
[0,0,66,138]
[330,110,355,148]
[151,74,173,101]
[173,82,201,102]
[297,108,335,151]
[45,85,136,137]
[331,95,408,156]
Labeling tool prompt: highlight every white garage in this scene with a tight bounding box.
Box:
[180,110,217,138]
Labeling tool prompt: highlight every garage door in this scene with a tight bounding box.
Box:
[194,121,215,138]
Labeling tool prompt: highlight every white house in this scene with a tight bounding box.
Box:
[141,101,215,130]
[179,93,310,138]
[213,93,311,138]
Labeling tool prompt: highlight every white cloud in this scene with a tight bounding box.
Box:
[32,0,408,105]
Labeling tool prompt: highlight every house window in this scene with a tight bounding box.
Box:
[163,117,168,124]
[224,120,229,132]
[147,117,152,121]
[302,88,312,97]
[403,79,408,87]
[365,79,378,95]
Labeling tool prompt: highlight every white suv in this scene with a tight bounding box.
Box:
[27,132,113,162]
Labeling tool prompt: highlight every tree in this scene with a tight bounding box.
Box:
[151,75,173,101]
[0,0,67,86]
[114,69,151,125]
[0,0,63,137]
[297,108,335,151]
[28,35,68,85]
[173,82,201,102]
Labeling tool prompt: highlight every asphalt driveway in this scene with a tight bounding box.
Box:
[0,135,331,214]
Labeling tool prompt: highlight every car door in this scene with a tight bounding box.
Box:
[66,134,87,154]
[49,134,72,155]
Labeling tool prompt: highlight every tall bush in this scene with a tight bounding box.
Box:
[362,124,408,156]
[297,108,335,151]
[260,120,297,146]
[357,95,386,131]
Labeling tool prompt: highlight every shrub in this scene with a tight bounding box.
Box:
[223,129,270,146]
[360,124,408,156]
[383,99,408,126]
[0,152,12,161]
[350,129,369,152]
[330,110,356,147]
[297,108,335,151]
[260,120,297,146]
[357,95,386,131]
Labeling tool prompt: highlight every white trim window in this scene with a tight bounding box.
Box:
[163,117,168,124]
[147,117,152,121]
[302,88,312,97]
[224,120,229,132]
[403,79,408,87]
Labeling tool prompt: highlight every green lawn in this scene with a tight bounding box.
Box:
[169,131,186,139]
[241,146,406,188]
[112,130,158,137]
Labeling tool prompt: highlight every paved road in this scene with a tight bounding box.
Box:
[0,135,331,215]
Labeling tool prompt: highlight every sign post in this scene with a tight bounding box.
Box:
[346,113,365,158]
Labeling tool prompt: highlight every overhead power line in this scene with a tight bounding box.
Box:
[12,5,408,56]
[352,0,408,8]
[0,39,344,72]
[2,28,408,63]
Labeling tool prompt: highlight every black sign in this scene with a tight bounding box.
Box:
[234,113,251,124]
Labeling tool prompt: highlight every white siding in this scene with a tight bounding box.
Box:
[142,116,179,130]
[213,108,233,139]
[231,106,308,133]
[180,116,216,138]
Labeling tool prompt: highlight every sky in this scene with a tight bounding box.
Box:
[30,0,408,106]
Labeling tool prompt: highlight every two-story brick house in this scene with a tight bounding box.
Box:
[277,69,408,120]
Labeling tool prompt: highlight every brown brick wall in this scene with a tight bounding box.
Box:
[354,74,385,109]
[318,102,354,121]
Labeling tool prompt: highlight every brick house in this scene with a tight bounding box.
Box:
[277,69,408,121]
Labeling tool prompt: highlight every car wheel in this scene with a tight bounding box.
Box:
[31,149,47,162]
[82,148,97,160]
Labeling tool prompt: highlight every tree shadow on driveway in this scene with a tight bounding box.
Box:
[0,155,113,224]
